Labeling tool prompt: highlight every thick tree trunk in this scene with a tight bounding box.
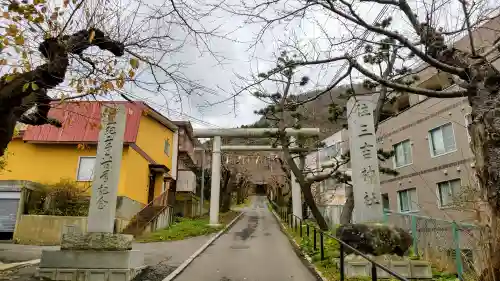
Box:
[302,182,329,230]
[415,24,500,280]
[277,186,284,206]
[469,88,500,281]
[0,29,124,156]
[340,184,354,225]
[280,144,329,230]
[220,169,235,213]
[236,184,243,204]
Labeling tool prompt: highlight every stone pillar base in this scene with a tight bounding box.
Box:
[38,266,145,281]
[60,232,133,251]
[38,232,144,281]
[38,250,144,281]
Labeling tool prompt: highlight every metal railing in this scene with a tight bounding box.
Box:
[123,190,173,235]
[268,199,409,281]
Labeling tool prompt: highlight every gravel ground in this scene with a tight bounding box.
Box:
[131,262,177,281]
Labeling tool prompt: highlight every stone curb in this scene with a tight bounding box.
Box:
[0,259,40,272]
[161,211,245,281]
[267,204,328,281]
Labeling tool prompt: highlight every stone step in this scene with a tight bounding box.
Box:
[122,205,166,236]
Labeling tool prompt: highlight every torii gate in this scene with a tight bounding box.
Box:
[192,128,320,225]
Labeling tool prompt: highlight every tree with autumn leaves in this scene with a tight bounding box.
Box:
[0,0,219,156]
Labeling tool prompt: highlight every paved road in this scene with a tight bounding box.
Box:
[0,235,213,265]
[174,196,317,281]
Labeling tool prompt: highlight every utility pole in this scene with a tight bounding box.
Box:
[200,149,205,215]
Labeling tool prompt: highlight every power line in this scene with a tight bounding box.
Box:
[109,89,223,128]
[329,5,392,84]
[169,73,222,97]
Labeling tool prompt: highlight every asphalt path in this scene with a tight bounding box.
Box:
[173,196,317,281]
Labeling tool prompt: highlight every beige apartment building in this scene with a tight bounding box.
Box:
[377,15,500,223]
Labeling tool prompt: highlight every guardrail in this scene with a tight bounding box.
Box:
[268,199,410,281]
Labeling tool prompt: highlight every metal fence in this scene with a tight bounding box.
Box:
[269,200,409,281]
[383,209,485,279]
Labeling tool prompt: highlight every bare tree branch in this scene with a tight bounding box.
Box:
[347,56,468,98]
[374,47,398,130]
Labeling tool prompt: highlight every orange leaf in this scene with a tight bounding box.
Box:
[6,24,18,36]
[14,35,24,45]
[89,30,95,43]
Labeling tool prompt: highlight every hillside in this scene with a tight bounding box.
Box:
[226,83,372,145]
[209,83,380,185]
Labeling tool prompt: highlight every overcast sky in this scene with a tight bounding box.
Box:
[129,0,385,129]
[123,0,498,129]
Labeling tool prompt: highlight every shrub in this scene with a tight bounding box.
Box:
[27,178,89,216]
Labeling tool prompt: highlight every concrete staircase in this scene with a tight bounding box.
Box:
[122,205,166,236]
[122,191,170,237]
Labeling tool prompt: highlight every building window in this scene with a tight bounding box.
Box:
[382,193,390,210]
[438,179,461,207]
[164,139,170,156]
[77,156,96,181]
[397,188,418,213]
[429,123,456,157]
[465,114,472,143]
[393,139,412,168]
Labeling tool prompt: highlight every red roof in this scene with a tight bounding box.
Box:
[22,101,148,143]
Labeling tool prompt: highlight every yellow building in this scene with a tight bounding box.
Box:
[0,101,179,236]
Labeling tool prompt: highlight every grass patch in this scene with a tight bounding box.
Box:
[286,224,345,280]
[137,210,240,243]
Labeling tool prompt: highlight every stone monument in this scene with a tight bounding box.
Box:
[346,95,384,223]
[38,104,145,281]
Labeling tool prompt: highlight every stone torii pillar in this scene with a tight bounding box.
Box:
[209,136,222,226]
[193,128,320,225]
[290,136,304,220]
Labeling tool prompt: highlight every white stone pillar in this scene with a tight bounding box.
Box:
[209,136,222,225]
[87,104,127,233]
[347,95,383,223]
[291,136,302,220]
